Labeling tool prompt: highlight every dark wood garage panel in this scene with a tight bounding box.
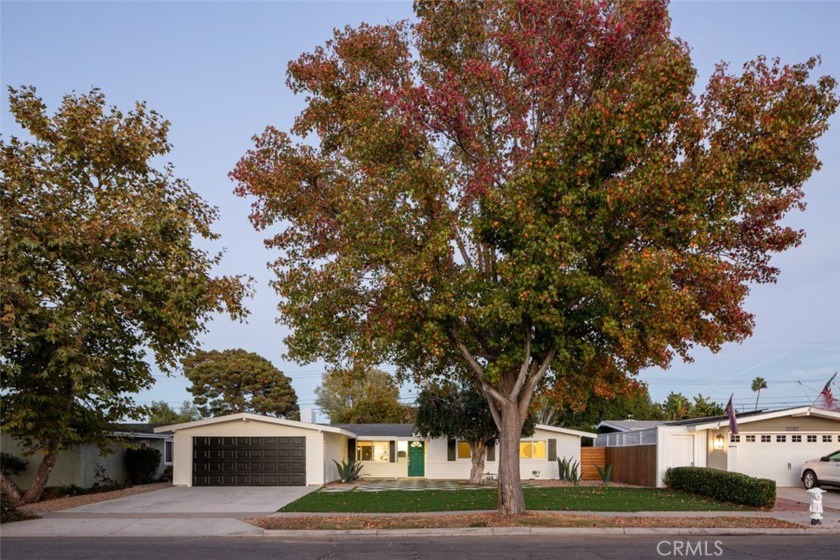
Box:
[192,436,306,486]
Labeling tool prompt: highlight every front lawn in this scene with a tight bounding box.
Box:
[279,487,747,513]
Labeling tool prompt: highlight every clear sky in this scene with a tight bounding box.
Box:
[2,1,839,416]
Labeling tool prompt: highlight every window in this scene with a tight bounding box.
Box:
[164,440,174,464]
[457,441,472,459]
[807,435,817,443]
[776,435,786,443]
[760,435,771,443]
[356,441,390,462]
[822,435,832,443]
[519,441,546,460]
[745,435,756,443]
[730,434,740,443]
[792,435,802,442]
[397,441,408,463]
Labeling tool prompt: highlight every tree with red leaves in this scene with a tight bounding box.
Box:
[232,0,837,514]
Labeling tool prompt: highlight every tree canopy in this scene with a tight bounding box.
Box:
[0,86,250,504]
[232,0,837,514]
[147,400,203,425]
[314,368,415,424]
[184,349,300,419]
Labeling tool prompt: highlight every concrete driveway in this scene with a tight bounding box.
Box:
[777,487,840,510]
[0,486,316,538]
[61,485,316,515]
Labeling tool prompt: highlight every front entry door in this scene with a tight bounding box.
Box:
[408,441,425,477]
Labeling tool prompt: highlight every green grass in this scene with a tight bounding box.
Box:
[279,487,747,513]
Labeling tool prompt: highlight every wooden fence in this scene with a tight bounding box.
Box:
[605,445,657,487]
[580,447,606,481]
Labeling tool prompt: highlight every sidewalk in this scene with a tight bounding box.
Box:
[3,508,839,538]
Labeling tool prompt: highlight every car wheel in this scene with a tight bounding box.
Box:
[803,470,819,489]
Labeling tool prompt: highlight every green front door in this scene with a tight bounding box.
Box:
[408,441,425,477]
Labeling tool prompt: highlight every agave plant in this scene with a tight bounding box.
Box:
[595,464,613,484]
[333,459,363,483]
[557,457,581,485]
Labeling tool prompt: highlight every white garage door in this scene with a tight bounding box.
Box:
[729,433,840,487]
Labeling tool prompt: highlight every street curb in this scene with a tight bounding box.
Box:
[260,527,840,538]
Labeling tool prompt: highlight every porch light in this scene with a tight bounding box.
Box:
[714,434,725,450]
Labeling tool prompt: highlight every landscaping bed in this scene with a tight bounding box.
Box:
[279,487,747,513]
[250,513,799,531]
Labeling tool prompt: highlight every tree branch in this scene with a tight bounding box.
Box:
[508,327,533,400]
[518,347,557,419]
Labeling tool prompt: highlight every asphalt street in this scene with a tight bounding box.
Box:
[2,535,838,560]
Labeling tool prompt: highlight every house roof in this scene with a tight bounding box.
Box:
[332,424,416,438]
[152,412,356,437]
[535,424,598,439]
[596,420,666,432]
[685,406,840,431]
[111,423,171,439]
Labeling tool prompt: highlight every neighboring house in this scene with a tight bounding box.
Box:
[1,425,173,490]
[594,406,840,487]
[154,413,596,487]
[596,419,666,434]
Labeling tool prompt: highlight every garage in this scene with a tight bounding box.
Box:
[728,432,838,487]
[193,436,306,486]
[155,413,355,487]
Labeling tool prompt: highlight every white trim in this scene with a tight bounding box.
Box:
[687,407,840,432]
[535,424,597,439]
[153,412,357,437]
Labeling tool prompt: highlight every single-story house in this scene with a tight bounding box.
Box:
[594,406,840,487]
[153,413,596,487]
[1,425,172,489]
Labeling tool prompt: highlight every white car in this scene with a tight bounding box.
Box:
[801,449,840,489]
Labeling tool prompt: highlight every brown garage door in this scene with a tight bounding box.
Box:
[192,436,306,486]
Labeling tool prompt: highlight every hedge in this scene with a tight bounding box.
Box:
[664,466,776,508]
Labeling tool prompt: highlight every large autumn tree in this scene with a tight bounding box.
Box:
[184,349,300,419]
[0,86,250,505]
[232,0,837,514]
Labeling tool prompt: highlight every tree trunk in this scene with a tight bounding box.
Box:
[0,473,23,506]
[18,439,62,505]
[497,400,526,515]
[467,441,486,485]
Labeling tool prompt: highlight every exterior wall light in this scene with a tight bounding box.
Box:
[714,434,725,450]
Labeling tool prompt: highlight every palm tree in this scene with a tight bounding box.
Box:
[751,377,768,410]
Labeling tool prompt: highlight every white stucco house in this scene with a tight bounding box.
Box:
[154,413,595,487]
[595,406,840,487]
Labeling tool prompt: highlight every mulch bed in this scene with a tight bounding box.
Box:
[248,512,802,531]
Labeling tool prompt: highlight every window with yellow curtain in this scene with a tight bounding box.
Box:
[519,441,546,460]
[457,441,471,459]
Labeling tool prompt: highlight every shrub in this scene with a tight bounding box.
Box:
[333,459,363,483]
[0,452,28,476]
[557,457,581,485]
[124,447,161,485]
[160,465,173,482]
[664,466,776,508]
[1,495,37,524]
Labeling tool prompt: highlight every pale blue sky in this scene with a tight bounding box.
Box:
[2,1,838,416]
